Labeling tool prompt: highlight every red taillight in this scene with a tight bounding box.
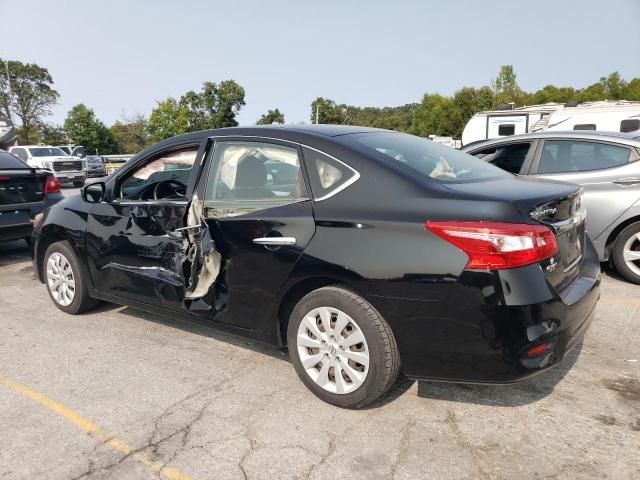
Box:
[44,175,61,194]
[426,221,558,270]
[526,343,553,357]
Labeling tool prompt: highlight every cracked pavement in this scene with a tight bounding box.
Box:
[1,238,639,480]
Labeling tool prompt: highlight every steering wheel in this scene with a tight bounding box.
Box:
[153,179,187,200]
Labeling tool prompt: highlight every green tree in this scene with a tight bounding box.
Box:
[147,97,190,141]
[412,94,462,137]
[110,114,152,154]
[257,108,285,125]
[38,124,68,145]
[310,97,351,124]
[492,64,531,106]
[624,78,640,101]
[148,80,246,140]
[531,85,578,104]
[0,58,60,143]
[452,86,495,136]
[64,104,116,155]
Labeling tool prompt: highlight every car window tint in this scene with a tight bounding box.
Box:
[538,140,631,174]
[0,151,29,169]
[472,143,531,174]
[206,141,307,201]
[349,132,511,183]
[120,148,198,200]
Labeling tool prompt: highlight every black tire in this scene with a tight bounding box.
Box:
[612,222,640,284]
[43,241,100,314]
[287,286,401,408]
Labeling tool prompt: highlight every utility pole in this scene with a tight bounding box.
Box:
[3,59,13,122]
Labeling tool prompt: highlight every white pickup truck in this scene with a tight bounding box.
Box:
[9,145,87,186]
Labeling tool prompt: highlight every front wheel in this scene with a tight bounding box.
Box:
[287,286,401,408]
[612,223,640,284]
[44,241,100,314]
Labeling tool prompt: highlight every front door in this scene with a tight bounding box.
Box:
[184,138,316,332]
[86,145,201,310]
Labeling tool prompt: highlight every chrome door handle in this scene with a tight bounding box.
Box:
[253,237,296,246]
[613,177,640,186]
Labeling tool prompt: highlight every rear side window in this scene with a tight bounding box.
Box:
[573,124,596,131]
[348,132,511,183]
[538,140,631,174]
[0,151,29,169]
[621,119,640,133]
[302,147,358,199]
[471,142,531,174]
[498,124,515,136]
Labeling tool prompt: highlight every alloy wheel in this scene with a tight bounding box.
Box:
[46,252,76,307]
[296,306,370,394]
[623,233,640,277]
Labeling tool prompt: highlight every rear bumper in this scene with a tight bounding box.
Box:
[371,239,601,384]
[0,193,63,242]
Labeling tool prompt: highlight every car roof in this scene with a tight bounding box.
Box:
[463,130,640,150]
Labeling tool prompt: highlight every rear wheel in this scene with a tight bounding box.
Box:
[287,286,401,408]
[612,223,640,284]
[44,241,99,314]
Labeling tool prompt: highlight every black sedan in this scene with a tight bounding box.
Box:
[0,150,63,244]
[31,125,600,408]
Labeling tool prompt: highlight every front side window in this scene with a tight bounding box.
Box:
[538,140,631,174]
[348,132,511,183]
[472,142,531,174]
[120,147,198,200]
[205,141,307,201]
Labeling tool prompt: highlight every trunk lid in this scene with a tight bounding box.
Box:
[0,169,46,205]
[441,176,585,290]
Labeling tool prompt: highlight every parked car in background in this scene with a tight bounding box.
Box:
[463,130,640,283]
[103,154,135,175]
[86,155,106,177]
[0,150,62,244]
[32,125,599,408]
[9,145,87,187]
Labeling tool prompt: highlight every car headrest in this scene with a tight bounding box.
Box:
[235,155,267,188]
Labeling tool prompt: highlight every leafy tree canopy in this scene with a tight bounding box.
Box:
[110,114,152,154]
[64,104,116,155]
[257,108,285,125]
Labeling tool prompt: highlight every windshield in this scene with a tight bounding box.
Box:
[0,151,29,169]
[30,147,68,157]
[350,132,511,183]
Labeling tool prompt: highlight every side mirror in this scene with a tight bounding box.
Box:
[82,182,106,203]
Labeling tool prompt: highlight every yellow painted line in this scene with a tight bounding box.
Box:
[0,374,192,480]
[599,298,640,307]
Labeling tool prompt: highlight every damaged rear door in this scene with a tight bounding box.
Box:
[183,138,316,331]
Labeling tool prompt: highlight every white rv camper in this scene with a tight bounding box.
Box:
[535,100,640,134]
[461,103,564,146]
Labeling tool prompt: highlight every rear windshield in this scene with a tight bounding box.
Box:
[349,132,511,183]
[0,151,29,169]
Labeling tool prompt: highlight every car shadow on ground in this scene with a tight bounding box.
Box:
[0,240,31,267]
[416,343,582,407]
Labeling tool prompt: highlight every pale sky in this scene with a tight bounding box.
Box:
[1,0,639,127]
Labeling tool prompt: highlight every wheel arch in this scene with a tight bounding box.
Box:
[604,215,640,260]
[36,227,79,283]
[276,275,366,348]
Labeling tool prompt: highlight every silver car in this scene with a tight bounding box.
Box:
[463,131,640,284]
